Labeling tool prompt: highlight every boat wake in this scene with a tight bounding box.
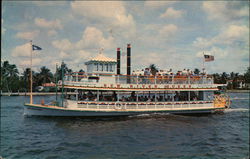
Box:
[128,113,171,118]
[231,97,250,100]
[224,108,249,113]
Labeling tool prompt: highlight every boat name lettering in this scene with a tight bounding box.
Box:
[102,84,194,89]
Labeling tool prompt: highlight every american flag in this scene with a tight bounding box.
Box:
[204,55,214,62]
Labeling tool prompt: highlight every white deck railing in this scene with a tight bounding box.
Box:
[75,100,214,110]
[63,73,214,85]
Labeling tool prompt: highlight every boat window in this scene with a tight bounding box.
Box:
[106,64,108,71]
[101,64,103,71]
[110,64,113,72]
[88,76,99,80]
[94,63,98,71]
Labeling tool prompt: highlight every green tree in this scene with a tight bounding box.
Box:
[55,61,73,80]
[244,67,250,83]
[19,68,31,92]
[221,72,228,84]
[213,73,221,84]
[1,61,20,92]
[232,73,239,89]
[37,66,53,86]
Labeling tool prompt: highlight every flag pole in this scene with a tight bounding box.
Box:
[30,40,33,104]
[55,63,58,103]
[202,52,205,74]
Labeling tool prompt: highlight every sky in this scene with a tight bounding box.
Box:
[1,1,249,74]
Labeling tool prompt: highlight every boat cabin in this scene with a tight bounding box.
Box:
[85,52,117,74]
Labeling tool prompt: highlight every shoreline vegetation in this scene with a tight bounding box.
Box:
[1,60,250,94]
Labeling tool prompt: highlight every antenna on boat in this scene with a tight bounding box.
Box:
[30,40,33,104]
[99,48,104,54]
[55,63,58,103]
[61,61,64,107]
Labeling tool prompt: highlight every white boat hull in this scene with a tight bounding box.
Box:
[24,104,223,117]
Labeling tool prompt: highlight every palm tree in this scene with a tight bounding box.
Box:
[230,72,235,79]
[221,72,228,84]
[37,66,53,85]
[56,62,73,80]
[1,61,19,92]
[244,67,250,83]
[212,73,221,84]
[19,68,31,92]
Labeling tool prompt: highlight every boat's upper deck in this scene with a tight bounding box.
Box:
[62,72,219,91]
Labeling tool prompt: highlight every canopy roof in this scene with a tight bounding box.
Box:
[85,52,117,64]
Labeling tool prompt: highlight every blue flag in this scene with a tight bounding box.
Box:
[32,45,42,50]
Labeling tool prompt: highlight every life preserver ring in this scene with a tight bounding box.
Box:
[115,102,123,109]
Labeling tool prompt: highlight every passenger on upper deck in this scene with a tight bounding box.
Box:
[182,69,188,75]
[168,68,173,75]
[144,68,151,76]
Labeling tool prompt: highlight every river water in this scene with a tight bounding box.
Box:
[1,93,249,159]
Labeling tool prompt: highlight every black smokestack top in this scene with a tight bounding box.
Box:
[117,48,121,75]
[127,44,131,76]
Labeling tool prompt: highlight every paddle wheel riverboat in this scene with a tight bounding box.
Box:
[24,44,230,116]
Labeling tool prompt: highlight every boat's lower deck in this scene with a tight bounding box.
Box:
[24,100,226,116]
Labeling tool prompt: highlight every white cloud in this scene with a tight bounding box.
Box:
[51,27,115,69]
[75,27,115,50]
[218,25,248,43]
[15,30,40,40]
[144,1,176,9]
[59,51,70,59]
[136,24,179,48]
[145,24,178,36]
[160,7,184,19]
[11,22,30,31]
[193,24,249,48]
[12,42,44,58]
[32,1,67,6]
[202,1,249,22]
[35,18,63,29]
[134,52,164,67]
[78,50,92,59]
[19,58,42,67]
[47,30,57,36]
[159,24,178,37]
[52,39,73,51]
[71,1,136,38]
[71,1,126,20]
[11,43,31,57]
[71,1,134,27]
[192,37,214,49]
